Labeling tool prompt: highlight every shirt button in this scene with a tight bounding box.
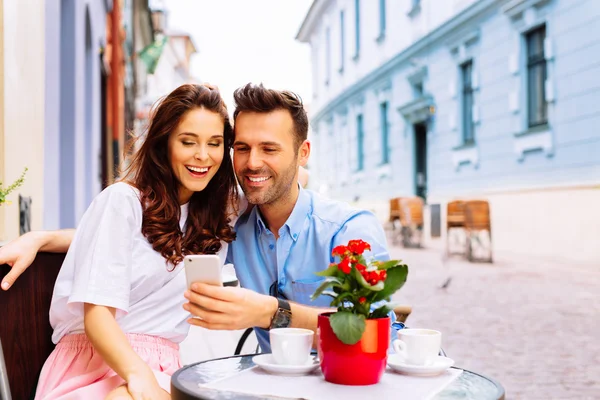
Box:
[293,233,298,239]
[269,244,275,250]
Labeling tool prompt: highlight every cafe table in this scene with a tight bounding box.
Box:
[171,354,505,400]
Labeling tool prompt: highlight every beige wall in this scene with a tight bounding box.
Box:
[0,0,45,241]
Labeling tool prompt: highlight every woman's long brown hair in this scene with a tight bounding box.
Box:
[121,83,237,268]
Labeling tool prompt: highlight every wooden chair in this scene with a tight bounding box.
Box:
[393,305,412,323]
[388,197,424,248]
[0,252,65,400]
[464,200,493,263]
[446,200,466,256]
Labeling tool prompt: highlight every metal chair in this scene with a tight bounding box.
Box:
[0,338,11,400]
[0,252,64,400]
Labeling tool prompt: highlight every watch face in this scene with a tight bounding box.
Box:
[272,309,292,328]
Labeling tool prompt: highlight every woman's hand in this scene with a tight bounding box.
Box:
[126,367,170,400]
[0,232,45,290]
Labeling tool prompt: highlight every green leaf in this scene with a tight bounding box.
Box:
[369,304,393,319]
[310,277,342,301]
[375,260,403,270]
[330,311,366,345]
[353,267,385,291]
[315,264,340,277]
[372,264,408,302]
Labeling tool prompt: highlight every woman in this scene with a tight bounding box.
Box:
[35,83,238,399]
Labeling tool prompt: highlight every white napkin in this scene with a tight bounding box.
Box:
[200,366,463,400]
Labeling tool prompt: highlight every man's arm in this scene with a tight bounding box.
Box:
[0,229,75,290]
[184,283,330,346]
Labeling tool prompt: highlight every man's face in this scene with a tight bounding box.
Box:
[233,110,309,205]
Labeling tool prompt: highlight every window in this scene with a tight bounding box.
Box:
[413,81,424,98]
[380,102,390,164]
[325,27,331,85]
[357,114,364,171]
[526,25,547,127]
[378,0,386,38]
[461,61,474,145]
[354,0,360,59]
[412,0,421,7]
[339,11,345,73]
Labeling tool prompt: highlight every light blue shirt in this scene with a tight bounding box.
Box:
[227,186,397,352]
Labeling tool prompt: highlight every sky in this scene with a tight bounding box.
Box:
[160,0,314,110]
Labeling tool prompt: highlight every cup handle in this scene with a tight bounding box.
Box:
[393,339,407,358]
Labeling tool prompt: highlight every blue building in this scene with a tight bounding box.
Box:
[297,0,600,264]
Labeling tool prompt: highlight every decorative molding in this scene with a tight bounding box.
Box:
[508,53,519,75]
[296,0,333,42]
[310,0,499,123]
[545,79,555,103]
[509,91,519,113]
[407,2,422,19]
[452,145,479,170]
[407,65,428,85]
[502,0,551,20]
[376,164,392,179]
[514,127,554,160]
[448,81,457,99]
[397,95,435,124]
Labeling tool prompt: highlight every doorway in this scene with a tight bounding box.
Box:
[414,122,427,201]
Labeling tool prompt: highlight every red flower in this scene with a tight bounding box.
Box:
[332,245,348,257]
[359,297,366,304]
[356,263,367,272]
[338,258,352,274]
[379,270,387,281]
[347,239,371,255]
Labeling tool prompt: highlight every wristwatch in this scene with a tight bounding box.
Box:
[269,298,292,329]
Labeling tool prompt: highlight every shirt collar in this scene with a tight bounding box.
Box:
[253,184,312,241]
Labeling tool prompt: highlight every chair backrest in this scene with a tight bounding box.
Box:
[400,197,424,226]
[464,200,491,231]
[0,252,64,400]
[389,197,403,221]
[446,200,466,229]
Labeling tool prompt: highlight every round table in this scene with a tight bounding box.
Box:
[171,355,505,400]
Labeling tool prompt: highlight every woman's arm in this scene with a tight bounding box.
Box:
[84,303,165,398]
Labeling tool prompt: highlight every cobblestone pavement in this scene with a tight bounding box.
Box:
[389,244,600,400]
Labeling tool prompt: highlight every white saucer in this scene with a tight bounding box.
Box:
[252,354,320,376]
[387,355,454,377]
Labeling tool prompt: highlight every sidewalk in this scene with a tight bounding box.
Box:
[389,244,600,399]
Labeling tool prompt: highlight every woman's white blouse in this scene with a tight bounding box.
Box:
[49,182,228,344]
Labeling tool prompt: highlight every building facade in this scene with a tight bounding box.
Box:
[1,0,156,242]
[297,0,600,264]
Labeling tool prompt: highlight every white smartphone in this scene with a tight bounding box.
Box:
[184,254,223,288]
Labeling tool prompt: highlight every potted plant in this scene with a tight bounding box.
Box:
[311,239,408,385]
[0,168,27,206]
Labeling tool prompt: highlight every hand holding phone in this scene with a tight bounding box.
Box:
[184,254,222,288]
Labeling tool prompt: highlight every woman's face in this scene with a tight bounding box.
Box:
[168,107,225,204]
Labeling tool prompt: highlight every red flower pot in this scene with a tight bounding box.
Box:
[317,313,390,385]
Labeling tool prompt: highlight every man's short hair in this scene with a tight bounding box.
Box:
[233,83,309,150]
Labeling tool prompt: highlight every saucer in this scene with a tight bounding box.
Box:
[387,355,454,377]
[252,354,320,376]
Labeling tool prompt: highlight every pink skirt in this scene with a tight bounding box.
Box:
[35,333,181,400]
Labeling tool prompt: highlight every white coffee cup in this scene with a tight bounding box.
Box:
[270,328,314,366]
[393,329,441,366]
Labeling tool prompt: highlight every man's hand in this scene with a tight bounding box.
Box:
[183,283,278,330]
[0,232,45,290]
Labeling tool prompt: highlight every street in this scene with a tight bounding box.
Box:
[390,244,600,400]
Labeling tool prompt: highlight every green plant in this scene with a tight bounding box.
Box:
[311,239,408,345]
[0,167,28,204]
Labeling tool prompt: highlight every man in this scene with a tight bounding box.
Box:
[0,83,394,352]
